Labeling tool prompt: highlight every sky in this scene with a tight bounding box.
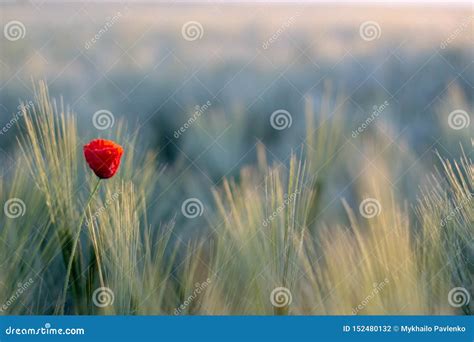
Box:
[12,0,474,4]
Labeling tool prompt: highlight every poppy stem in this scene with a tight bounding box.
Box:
[61,178,102,313]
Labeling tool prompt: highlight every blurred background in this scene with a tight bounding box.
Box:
[1,1,472,237]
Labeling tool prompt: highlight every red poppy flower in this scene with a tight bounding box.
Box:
[83,139,123,179]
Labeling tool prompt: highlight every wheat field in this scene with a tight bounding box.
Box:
[0,3,472,316]
[0,80,471,315]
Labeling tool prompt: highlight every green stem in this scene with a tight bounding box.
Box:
[61,178,101,313]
